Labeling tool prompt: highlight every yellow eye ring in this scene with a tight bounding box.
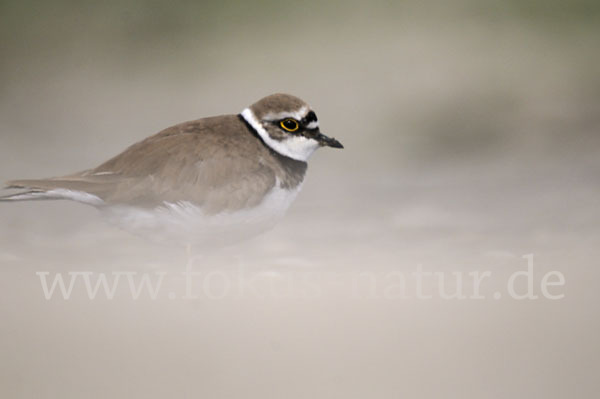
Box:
[280,118,299,132]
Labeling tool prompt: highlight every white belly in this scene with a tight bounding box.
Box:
[100,184,302,248]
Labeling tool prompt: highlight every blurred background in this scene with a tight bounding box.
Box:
[0,0,599,398]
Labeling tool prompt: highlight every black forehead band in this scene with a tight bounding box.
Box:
[302,111,318,124]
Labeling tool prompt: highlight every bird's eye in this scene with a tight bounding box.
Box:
[280,119,299,132]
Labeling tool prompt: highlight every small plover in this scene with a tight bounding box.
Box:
[0,93,343,246]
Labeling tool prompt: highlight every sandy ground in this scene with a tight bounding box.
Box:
[1,4,599,398]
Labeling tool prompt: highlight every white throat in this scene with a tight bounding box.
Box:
[241,108,319,162]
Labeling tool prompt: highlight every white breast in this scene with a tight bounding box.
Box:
[101,182,303,248]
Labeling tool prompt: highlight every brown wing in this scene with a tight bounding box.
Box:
[3,115,278,213]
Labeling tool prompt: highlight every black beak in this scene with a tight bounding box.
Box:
[315,132,344,149]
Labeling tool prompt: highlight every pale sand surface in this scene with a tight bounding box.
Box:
[1,3,599,398]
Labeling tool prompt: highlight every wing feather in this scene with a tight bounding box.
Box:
[2,115,279,213]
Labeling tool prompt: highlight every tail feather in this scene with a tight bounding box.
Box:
[0,190,62,202]
[1,178,106,205]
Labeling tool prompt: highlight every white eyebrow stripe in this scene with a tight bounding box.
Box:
[262,106,309,122]
[306,121,319,129]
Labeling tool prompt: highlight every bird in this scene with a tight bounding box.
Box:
[0,93,343,247]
